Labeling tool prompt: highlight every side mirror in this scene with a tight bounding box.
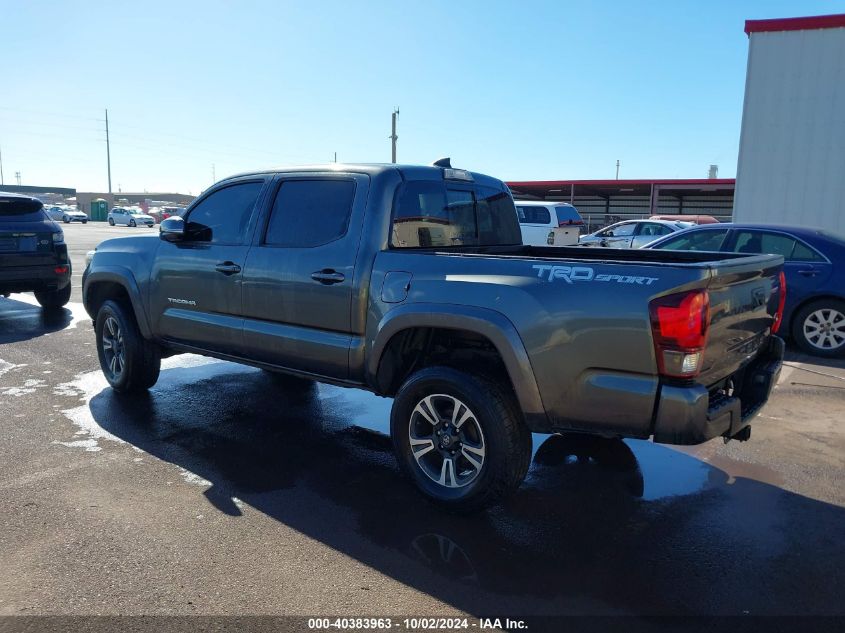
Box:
[160,216,185,242]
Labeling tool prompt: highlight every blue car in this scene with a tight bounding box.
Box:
[646,223,845,358]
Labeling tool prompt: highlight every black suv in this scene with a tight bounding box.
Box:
[0,192,72,308]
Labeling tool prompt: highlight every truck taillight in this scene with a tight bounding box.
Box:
[772,271,786,334]
[649,290,710,378]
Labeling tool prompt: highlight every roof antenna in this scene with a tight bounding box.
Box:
[432,157,452,168]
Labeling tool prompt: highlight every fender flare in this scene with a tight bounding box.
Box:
[83,266,152,338]
[367,303,547,424]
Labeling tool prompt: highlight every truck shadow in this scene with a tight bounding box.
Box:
[0,295,74,344]
[86,361,844,617]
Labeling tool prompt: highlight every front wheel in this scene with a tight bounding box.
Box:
[95,299,161,393]
[391,366,532,513]
[108,218,115,226]
[129,219,136,227]
[63,216,70,223]
[792,299,845,357]
[35,284,71,309]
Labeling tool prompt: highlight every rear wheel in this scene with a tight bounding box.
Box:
[108,218,115,226]
[62,215,70,223]
[792,299,845,357]
[95,299,161,392]
[35,284,71,309]
[391,366,532,513]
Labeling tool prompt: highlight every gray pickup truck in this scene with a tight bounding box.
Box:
[83,162,785,511]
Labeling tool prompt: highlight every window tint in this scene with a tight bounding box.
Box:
[656,229,729,251]
[391,181,521,248]
[732,231,795,258]
[185,181,263,244]
[555,205,582,225]
[517,206,551,225]
[0,196,46,221]
[791,240,825,262]
[264,179,355,248]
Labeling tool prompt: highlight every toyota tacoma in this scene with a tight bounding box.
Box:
[83,162,785,511]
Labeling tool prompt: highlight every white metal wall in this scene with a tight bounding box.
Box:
[734,27,845,235]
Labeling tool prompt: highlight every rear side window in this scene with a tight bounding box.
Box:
[656,229,728,251]
[555,205,583,225]
[517,206,551,225]
[638,223,673,238]
[264,179,355,248]
[391,181,521,248]
[185,181,263,244]
[732,230,825,262]
[0,197,46,222]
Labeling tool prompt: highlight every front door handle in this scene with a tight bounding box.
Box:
[311,270,345,284]
[798,269,819,277]
[215,261,242,275]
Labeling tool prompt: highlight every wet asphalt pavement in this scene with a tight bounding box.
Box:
[1,224,843,624]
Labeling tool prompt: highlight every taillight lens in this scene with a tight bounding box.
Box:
[772,271,786,334]
[649,290,710,378]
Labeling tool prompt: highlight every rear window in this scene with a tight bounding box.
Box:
[0,197,47,221]
[555,205,583,225]
[391,181,521,248]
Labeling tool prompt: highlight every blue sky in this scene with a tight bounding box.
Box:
[2,0,844,194]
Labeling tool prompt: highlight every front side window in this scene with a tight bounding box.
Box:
[637,223,672,237]
[264,179,355,248]
[656,228,729,251]
[391,181,521,248]
[185,181,263,244]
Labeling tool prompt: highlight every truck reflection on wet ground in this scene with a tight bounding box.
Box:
[86,360,844,617]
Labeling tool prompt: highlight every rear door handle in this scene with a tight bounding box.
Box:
[215,261,242,275]
[798,269,819,277]
[311,270,345,284]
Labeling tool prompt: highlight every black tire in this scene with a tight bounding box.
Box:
[62,216,70,223]
[129,219,136,227]
[82,219,88,224]
[108,218,115,226]
[34,283,71,309]
[391,366,532,513]
[791,299,845,358]
[95,299,161,393]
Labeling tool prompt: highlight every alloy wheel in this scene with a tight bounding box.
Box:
[101,316,126,380]
[408,394,486,489]
[803,308,845,351]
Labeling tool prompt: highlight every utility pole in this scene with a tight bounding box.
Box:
[105,109,112,194]
[0,144,4,185]
[212,163,216,183]
[15,171,22,186]
[615,159,620,180]
[334,151,337,163]
[390,108,399,163]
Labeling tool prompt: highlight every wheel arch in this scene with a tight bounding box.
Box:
[83,268,152,338]
[368,304,547,430]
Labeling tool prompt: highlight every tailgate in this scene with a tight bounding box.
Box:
[697,253,784,386]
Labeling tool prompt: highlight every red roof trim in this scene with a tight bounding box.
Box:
[507,178,735,188]
[745,14,845,36]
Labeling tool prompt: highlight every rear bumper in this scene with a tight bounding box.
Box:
[0,263,72,294]
[652,336,784,445]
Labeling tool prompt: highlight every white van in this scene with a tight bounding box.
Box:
[514,201,584,246]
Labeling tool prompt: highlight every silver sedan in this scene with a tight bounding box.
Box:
[579,219,694,248]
